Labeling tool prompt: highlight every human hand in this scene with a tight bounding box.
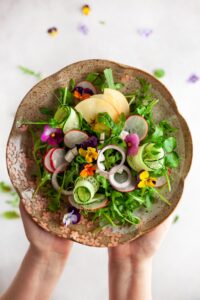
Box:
[108,216,172,265]
[19,201,73,258]
[108,217,173,300]
[1,202,73,300]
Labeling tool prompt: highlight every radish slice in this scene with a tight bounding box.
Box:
[109,165,136,192]
[75,81,97,94]
[43,148,55,173]
[64,130,89,148]
[68,195,108,211]
[97,145,126,175]
[124,115,148,141]
[155,176,167,188]
[51,163,73,195]
[50,148,66,171]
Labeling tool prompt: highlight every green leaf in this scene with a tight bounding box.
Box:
[97,112,125,137]
[6,193,20,208]
[57,87,74,106]
[151,126,163,141]
[104,68,115,89]
[0,182,12,193]
[39,107,54,116]
[163,137,177,152]
[165,152,180,168]
[153,69,165,78]
[86,72,106,91]
[173,215,180,224]
[18,66,42,80]
[1,211,20,219]
[69,79,75,91]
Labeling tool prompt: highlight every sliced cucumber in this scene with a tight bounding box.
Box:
[127,144,151,172]
[63,108,80,133]
[76,187,91,202]
[54,107,70,127]
[68,195,108,211]
[73,176,99,204]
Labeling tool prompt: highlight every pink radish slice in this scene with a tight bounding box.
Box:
[43,148,55,173]
[68,195,109,211]
[97,145,126,176]
[76,81,97,94]
[50,148,66,171]
[64,130,89,148]
[51,163,73,195]
[125,115,148,141]
[155,176,167,188]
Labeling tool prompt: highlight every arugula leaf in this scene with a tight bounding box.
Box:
[1,211,20,219]
[0,182,12,193]
[103,149,122,170]
[165,152,180,168]
[39,107,54,116]
[6,192,20,208]
[18,66,42,80]
[163,137,177,153]
[97,112,125,137]
[173,215,180,224]
[57,87,74,106]
[86,72,106,91]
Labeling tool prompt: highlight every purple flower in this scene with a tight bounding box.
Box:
[41,125,63,146]
[80,135,98,149]
[63,207,81,226]
[137,28,153,37]
[125,133,139,155]
[78,24,89,35]
[187,74,199,83]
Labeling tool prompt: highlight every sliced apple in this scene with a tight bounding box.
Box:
[75,97,118,124]
[104,88,130,117]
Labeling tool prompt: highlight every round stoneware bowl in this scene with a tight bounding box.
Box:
[6,59,193,247]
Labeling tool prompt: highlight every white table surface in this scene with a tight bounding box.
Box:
[0,1,200,299]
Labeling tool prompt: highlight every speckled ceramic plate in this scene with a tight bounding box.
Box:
[6,59,192,247]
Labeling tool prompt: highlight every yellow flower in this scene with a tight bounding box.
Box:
[137,171,157,188]
[79,147,98,163]
[82,4,91,16]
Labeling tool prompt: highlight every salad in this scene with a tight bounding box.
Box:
[22,68,180,228]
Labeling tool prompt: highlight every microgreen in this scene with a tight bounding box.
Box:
[0,182,20,219]
[18,66,42,80]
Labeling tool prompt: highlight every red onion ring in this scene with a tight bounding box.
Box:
[51,162,73,195]
[97,144,126,176]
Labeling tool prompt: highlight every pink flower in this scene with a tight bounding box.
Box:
[125,133,139,155]
[41,125,63,146]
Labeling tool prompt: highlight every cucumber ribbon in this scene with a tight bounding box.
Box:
[73,176,99,204]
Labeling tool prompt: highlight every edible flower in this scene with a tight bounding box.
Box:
[73,86,93,100]
[78,24,89,35]
[41,125,63,146]
[79,147,98,163]
[47,27,58,37]
[80,164,96,177]
[80,135,98,149]
[187,74,199,83]
[137,171,157,188]
[125,133,139,155]
[81,4,91,15]
[63,207,80,226]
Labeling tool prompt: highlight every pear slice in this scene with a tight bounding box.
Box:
[103,88,130,117]
[75,97,118,124]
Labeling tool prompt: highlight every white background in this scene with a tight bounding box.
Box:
[0,1,200,299]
